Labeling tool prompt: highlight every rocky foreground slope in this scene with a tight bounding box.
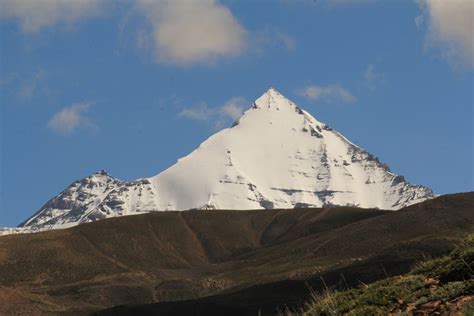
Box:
[296,234,473,316]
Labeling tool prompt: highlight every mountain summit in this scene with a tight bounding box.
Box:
[4,88,434,235]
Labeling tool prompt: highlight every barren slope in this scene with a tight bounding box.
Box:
[0,193,471,315]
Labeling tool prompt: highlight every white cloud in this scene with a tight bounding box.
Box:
[363,64,385,91]
[136,0,247,65]
[48,102,95,135]
[178,103,213,121]
[416,0,474,69]
[1,0,292,66]
[178,97,247,128]
[218,97,246,120]
[0,0,102,32]
[297,84,356,103]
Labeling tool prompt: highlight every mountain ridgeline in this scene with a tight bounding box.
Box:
[2,88,434,235]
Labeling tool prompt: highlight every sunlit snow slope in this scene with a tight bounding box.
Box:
[149,88,432,211]
[3,88,434,235]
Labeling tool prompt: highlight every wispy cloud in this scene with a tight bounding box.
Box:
[178,103,213,121]
[0,0,103,32]
[416,0,474,69]
[297,84,356,103]
[363,64,385,91]
[17,69,49,101]
[219,97,246,121]
[136,0,247,66]
[254,28,296,52]
[281,0,377,7]
[47,101,96,135]
[178,97,247,128]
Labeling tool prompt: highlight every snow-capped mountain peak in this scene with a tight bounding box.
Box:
[1,88,434,235]
[146,88,432,213]
[254,87,288,107]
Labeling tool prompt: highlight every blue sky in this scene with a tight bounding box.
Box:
[0,0,472,226]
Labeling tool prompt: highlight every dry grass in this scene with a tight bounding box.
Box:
[296,234,474,316]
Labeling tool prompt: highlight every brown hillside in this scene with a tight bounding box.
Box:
[0,192,472,315]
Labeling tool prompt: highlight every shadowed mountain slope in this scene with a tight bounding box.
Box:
[0,192,472,315]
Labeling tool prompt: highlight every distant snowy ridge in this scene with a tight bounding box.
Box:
[1,88,434,236]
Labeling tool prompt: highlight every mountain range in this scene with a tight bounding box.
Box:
[1,88,434,235]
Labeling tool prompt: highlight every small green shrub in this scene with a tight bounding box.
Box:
[413,235,474,283]
[298,234,474,316]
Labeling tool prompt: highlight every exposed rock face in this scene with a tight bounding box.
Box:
[14,172,156,234]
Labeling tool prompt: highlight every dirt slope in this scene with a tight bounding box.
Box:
[0,192,472,315]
